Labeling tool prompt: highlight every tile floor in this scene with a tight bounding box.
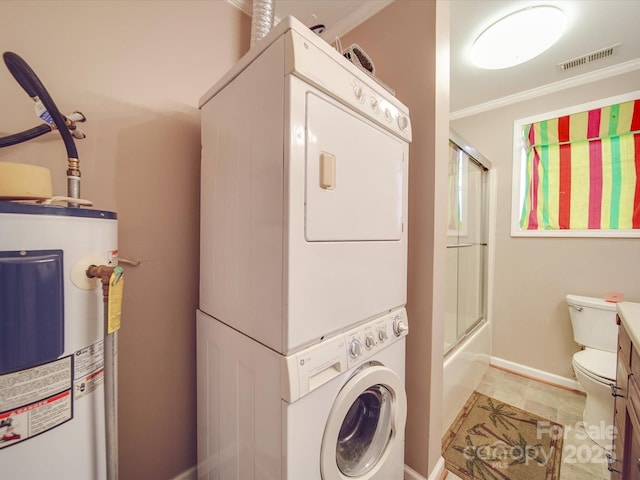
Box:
[444,366,612,480]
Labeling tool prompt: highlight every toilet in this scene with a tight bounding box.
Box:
[566,294,618,448]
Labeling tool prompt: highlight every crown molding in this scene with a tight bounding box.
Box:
[224,0,393,40]
[321,1,393,41]
[450,58,640,120]
[225,0,251,16]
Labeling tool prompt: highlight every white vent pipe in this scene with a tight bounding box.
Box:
[250,0,275,47]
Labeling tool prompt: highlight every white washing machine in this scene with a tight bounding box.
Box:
[199,16,412,355]
[196,307,408,480]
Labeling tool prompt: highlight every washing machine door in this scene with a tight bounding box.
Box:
[320,365,407,480]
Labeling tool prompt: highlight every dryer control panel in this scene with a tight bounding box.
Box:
[281,308,408,403]
[285,28,412,143]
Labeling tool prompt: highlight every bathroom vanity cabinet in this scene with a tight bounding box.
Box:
[611,309,640,480]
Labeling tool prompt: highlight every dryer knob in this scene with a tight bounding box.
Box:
[354,86,364,102]
[349,339,362,358]
[393,318,408,337]
[398,116,409,130]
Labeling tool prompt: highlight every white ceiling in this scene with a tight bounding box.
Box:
[449,0,640,116]
[234,0,640,118]
[229,0,393,41]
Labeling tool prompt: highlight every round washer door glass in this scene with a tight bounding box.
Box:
[336,384,392,476]
[321,364,407,480]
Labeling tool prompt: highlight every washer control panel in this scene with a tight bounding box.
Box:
[282,307,408,403]
[345,308,408,368]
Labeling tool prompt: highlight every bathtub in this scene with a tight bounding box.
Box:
[442,319,491,433]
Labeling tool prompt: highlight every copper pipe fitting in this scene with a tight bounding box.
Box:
[86,264,116,300]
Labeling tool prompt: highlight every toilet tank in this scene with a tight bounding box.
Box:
[566,294,618,353]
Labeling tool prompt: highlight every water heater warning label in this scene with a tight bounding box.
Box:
[0,356,73,449]
[74,340,104,400]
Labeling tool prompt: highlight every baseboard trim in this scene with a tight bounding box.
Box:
[490,356,585,393]
[404,456,445,480]
[170,466,196,480]
[404,464,426,480]
[181,461,439,480]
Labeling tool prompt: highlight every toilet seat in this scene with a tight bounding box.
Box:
[572,349,616,383]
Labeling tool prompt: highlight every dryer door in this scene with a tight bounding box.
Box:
[320,365,407,480]
[305,92,406,242]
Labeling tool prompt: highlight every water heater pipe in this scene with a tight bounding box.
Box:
[86,265,119,480]
[250,0,275,47]
[0,123,53,147]
[2,52,82,206]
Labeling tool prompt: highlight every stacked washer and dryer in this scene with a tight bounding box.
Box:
[196,16,412,480]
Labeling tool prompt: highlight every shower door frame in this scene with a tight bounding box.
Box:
[445,130,492,356]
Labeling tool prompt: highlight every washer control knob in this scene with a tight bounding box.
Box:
[378,329,388,343]
[365,334,376,350]
[398,116,409,130]
[370,97,379,112]
[354,86,364,102]
[349,339,362,358]
[385,108,393,122]
[393,317,408,337]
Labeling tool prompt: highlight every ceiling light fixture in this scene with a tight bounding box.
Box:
[471,5,567,70]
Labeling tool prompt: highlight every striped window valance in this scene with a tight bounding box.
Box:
[520,99,640,230]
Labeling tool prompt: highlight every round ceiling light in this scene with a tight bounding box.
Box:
[471,5,567,70]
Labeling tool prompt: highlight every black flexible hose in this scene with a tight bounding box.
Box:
[0,124,51,148]
[2,52,78,159]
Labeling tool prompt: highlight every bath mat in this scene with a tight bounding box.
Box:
[442,392,564,480]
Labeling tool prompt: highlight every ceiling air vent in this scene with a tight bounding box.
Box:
[557,44,620,72]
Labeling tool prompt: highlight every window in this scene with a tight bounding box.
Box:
[512,91,640,237]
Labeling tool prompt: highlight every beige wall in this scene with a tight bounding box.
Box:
[452,70,640,379]
[344,0,448,476]
[0,1,452,478]
[0,2,249,478]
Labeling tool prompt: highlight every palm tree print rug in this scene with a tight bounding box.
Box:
[442,392,564,480]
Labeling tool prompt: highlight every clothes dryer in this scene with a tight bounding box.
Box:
[199,16,411,354]
[196,307,408,480]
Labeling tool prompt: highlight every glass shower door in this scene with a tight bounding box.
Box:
[445,140,488,353]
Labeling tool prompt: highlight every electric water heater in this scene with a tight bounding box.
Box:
[0,201,117,479]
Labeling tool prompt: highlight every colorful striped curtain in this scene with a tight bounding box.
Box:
[520,99,640,230]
